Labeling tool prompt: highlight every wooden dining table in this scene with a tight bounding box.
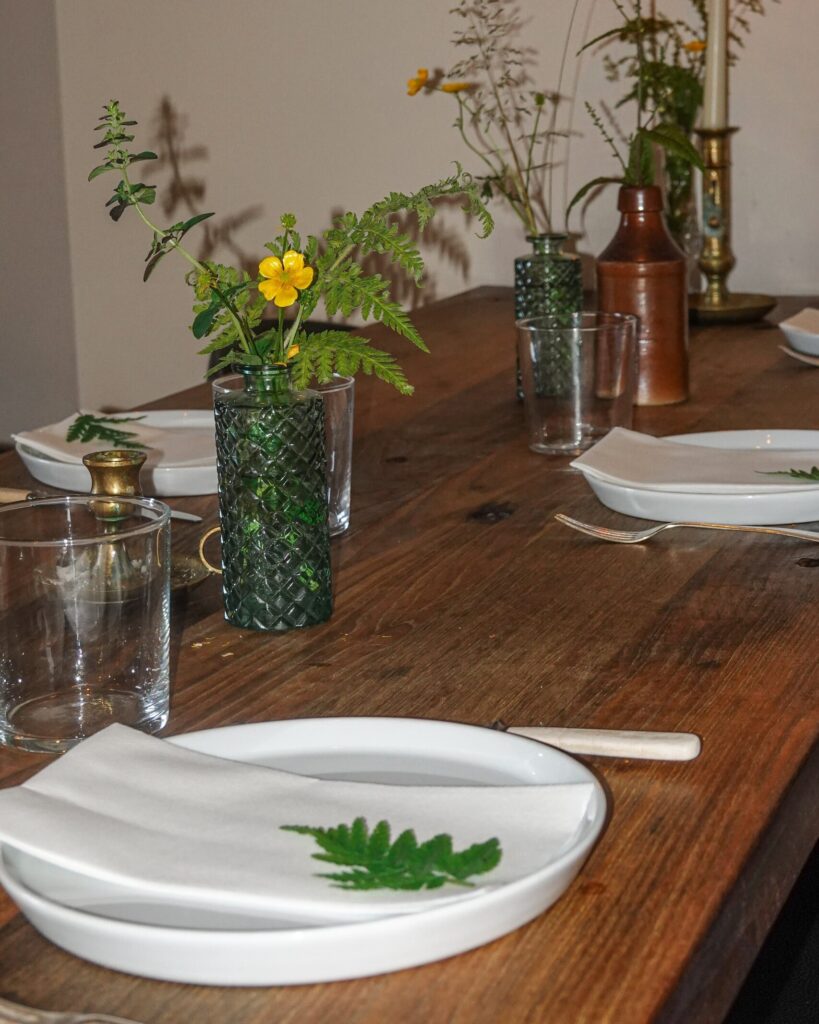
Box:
[0,287,817,1023]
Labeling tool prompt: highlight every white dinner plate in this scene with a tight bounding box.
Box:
[0,718,605,986]
[15,411,217,497]
[582,430,819,525]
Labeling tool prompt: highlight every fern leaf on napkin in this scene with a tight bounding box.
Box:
[282,816,502,891]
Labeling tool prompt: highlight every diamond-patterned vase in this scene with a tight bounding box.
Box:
[513,234,583,399]
[212,366,332,631]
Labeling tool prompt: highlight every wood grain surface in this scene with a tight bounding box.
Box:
[0,288,817,1024]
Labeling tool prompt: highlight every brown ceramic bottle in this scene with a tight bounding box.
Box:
[597,185,689,405]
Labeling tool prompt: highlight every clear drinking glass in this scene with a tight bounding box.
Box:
[213,372,354,538]
[314,374,355,536]
[515,312,638,455]
[0,496,171,752]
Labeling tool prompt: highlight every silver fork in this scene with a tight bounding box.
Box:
[0,995,143,1024]
[554,513,819,545]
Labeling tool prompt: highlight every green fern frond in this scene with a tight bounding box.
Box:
[347,214,425,283]
[195,320,242,355]
[322,272,427,352]
[369,166,493,238]
[291,331,414,395]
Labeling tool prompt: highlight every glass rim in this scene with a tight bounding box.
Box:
[312,374,355,393]
[212,372,354,394]
[515,312,639,333]
[0,495,171,548]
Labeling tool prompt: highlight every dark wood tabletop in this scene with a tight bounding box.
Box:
[0,288,817,1024]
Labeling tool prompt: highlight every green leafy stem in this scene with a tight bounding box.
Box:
[282,816,502,891]
[567,0,703,219]
[90,100,493,394]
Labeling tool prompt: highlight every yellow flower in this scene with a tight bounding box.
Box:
[683,40,706,52]
[440,81,474,94]
[286,343,300,360]
[407,67,429,96]
[258,250,314,308]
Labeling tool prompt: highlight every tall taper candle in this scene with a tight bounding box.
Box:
[702,0,728,128]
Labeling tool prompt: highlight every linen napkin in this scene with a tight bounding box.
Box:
[13,411,215,467]
[571,428,819,493]
[780,307,819,337]
[0,725,594,925]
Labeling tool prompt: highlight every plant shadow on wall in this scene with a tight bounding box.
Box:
[330,198,473,313]
[151,96,263,277]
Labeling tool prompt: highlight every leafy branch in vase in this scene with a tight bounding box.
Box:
[89,100,493,395]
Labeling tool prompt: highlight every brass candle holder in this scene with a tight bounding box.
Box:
[689,127,776,324]
[82,449,210,592]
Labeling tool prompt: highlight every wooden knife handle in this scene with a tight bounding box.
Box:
[507,726,702,761]
[0,487,32,504]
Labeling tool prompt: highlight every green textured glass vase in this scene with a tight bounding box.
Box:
[212,366,332,631]
[513,234,583,399]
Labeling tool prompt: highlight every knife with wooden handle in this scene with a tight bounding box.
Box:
[0,487,35,504]
[0,487,202,523]
[499,724,701,760]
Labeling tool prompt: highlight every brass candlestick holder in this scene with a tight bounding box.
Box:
[82,449,210,592]
[689,127,776,324]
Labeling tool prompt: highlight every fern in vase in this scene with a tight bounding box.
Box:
[89,100,493,633]
[89,100,493,393]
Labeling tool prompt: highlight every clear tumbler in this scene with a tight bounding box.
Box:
[516,312,638,454]
[0,496,171,752]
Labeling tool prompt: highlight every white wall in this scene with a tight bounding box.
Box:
[0,0,78,441]
[2,0,816,429]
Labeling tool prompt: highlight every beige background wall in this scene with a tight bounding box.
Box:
[2,0,816,439]
[0,0,78,441]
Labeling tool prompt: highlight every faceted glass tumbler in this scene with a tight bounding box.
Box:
[212,368,332,631]
[0,496,171,752]
[516,312,638,455]
[513,234,583,399]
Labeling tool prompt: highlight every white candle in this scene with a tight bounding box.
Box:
[702,0,728,129]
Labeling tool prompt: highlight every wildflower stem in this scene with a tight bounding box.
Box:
[547,0,583,230]
[470,10,538,234]
[121,166,255,354]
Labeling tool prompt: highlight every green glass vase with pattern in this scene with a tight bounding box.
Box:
[212,366,332,631]
[513,234,583,399]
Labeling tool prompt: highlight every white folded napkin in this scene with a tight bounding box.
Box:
[0,725,594,925]
[780,307,819,336]
[571,428,819,493]
[13,411,215,468]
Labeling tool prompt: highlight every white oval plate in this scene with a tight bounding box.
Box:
[583,430,819,525]
[15,411,217,497]
[0,718,606,986]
